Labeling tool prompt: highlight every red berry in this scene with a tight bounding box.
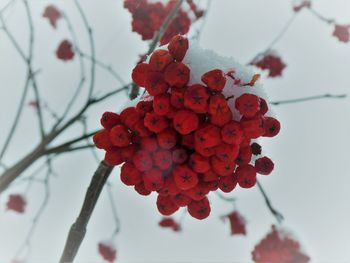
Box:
[208,94,229,115]
[195,144,216,157]
[203,170,219,182]
[236,145,252,166]
[6,194,26,213]
[120,162,142,186]
[56,40,74,61]
[184,182,210,201]
[136,100,153,116]
[145,72,169,96]
[121,145,137,162]
[221,121,243,145]
[158,175,180,196]
[144,112,169,133]
[153,93,171,116]
[154,150,173,170]
[173,165,198,190]
[157,195,179,216]
[132,63,150,87]
[144,168,165,191]
[263,117,281,137]
[187,197,211,220]
[210,109,232,127]
[100,112,120,130]
[184,84,209,113]
[168,35,189,61]
[133,150,153,171]
[170,87,185,109]
[140,136,158,152]
[173,110,199,135]
[120,107,140,129]
[109,125,131,147]
[189,153,210,173]
[236,164,257,188]
[240,116,265,139]
[105,148,123,166]
[149,49,173,72]
[218,174,238,193]
[194,124,221,148]
[131,120,152,137]
[215,143,239,162]
[157,129,177,150]
[259,98,269,115]
[201,69,226,91]
[93,130,113,150]
[251,142,262,156]
[211,156,235,177]
[255,156,274,175]
[235,93,260,118]
[164,62,190,88]
[171,192,192,207]
[134,182,151,196]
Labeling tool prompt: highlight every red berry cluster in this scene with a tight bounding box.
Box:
[252,225,310,263]
[123,0,203,45]
[93,35,280,220]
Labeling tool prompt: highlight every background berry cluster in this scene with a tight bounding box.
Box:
[93,35,280,220]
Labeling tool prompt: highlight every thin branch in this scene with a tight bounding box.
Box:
[23,0,45,138]
[74,0,96,101]
[129,0,185,99]
[55,12,87,127]
[59,161,114,263]
[0,72,31,161]
[270,93,347,105]
[308,7,335,24]
[14,167,51,260]
[256,180,284,224]
[78,50,126,86]
[249,13,298,64]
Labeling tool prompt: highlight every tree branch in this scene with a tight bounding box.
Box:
[59,161,114,262]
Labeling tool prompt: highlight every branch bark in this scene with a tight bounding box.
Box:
[59,161,113,263]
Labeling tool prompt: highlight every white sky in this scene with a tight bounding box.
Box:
[0,0,350,262]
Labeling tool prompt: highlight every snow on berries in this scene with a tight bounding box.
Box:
[251,225,310,263]
[93,34,281,220]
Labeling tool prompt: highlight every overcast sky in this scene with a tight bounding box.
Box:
[0,0,350,262]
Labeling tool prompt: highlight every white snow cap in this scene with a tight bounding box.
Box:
[184,40,271,120]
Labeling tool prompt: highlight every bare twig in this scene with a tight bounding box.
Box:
[308,7,335,24]
[249,13,298,64]
[270,93,347,105]
[256,180,284,224]
[14,166,52,260]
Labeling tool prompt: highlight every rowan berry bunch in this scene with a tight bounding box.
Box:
[123,0,203,44]
[93,34,280,220]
